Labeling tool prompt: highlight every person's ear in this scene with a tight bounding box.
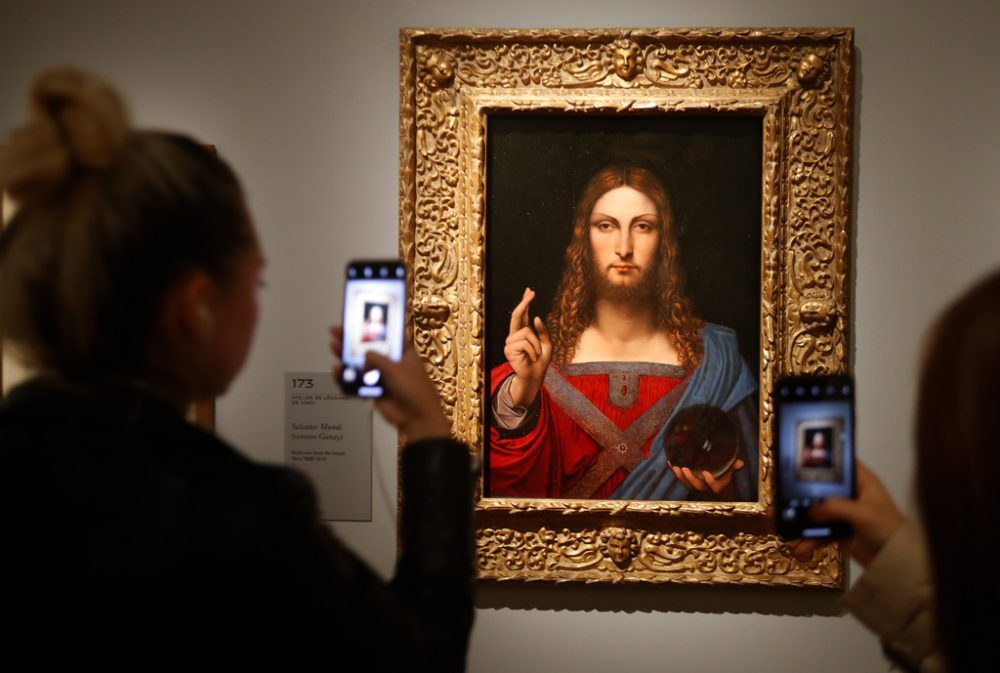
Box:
[195,301,214,336]
[161,271,217,346]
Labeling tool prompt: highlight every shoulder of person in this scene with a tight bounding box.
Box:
[0,376,318,517]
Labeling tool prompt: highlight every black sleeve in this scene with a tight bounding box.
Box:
[392,438,475,669]
[233,438,474,671]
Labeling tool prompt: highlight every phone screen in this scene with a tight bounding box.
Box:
[774,375,856,539]
[340,260,406,397]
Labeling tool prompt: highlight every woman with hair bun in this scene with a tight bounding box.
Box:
[0,68,473,666]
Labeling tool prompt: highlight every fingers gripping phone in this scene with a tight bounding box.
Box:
[339,260,406,397]
[774,374,857,539]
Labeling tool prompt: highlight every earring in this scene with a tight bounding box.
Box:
[198,303,213,333]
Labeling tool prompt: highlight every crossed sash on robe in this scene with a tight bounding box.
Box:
[541,363,690,499]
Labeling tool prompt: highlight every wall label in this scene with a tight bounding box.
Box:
[284,371,372,521]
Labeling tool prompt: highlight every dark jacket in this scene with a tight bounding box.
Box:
[1,377,473,667]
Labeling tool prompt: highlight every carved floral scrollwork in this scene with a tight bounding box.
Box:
[784,44,848,375]
[401,28,853,585]
[643,45,691,85]
[478,526,842,586]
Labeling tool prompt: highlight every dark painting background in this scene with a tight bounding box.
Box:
[486,114,763,377]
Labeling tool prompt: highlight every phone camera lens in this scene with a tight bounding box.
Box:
[379,267,388,277]
[363,267,373,278]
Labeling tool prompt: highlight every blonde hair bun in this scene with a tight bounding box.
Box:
[0,66,130,202]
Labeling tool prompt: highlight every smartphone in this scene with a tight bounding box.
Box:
[339,260,406,397]
[774,374,856,539]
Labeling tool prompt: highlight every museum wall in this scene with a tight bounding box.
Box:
[1,1,997,671]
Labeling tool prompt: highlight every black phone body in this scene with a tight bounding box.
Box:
[339,260,406,398]
[774,374,856,539]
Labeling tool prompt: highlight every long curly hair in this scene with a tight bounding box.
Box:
[546,163,703,367]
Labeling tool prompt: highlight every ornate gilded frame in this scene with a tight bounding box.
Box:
[400,28,853,586]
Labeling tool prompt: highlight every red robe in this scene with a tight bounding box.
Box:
[489,362,687,499]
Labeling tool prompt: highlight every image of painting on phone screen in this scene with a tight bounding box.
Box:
[778,399,854,503]
[795,418,844,481]
[343,283,404,366]
[774,377,855,538]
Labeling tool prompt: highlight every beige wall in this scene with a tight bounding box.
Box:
[2,1,998,671]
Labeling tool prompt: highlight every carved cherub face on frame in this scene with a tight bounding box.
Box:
[613,40,642,80]
[796,53,825,86]
[602,527,635,567]
[426,50,455,87]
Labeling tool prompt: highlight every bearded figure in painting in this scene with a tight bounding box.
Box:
[489,163,758,501]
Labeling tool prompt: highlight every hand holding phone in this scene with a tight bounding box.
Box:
[330,328,450,441]
[362,347,451,442]
[806,462,906,566]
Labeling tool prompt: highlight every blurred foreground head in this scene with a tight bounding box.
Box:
[916,268,1000,672]
[0,67,259,401]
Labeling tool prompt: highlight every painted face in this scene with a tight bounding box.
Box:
[207,242,264,395]
[588,185,660,297]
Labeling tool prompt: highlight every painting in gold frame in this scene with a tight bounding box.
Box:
[399,28,853,586]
